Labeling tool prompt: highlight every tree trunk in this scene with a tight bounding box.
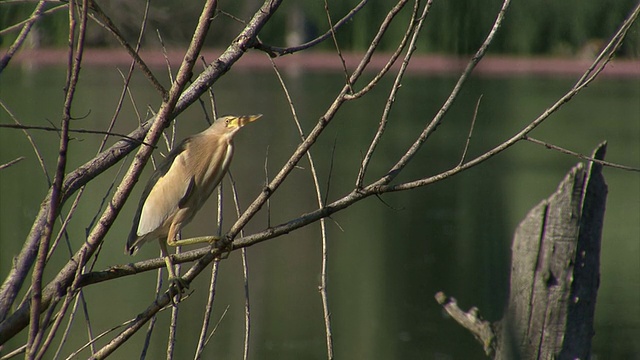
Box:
[436,143,608,359]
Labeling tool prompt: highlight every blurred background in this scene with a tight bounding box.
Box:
[1,0,639,359]
[1,0,639,57]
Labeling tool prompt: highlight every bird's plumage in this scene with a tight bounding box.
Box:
[126,114,261,255]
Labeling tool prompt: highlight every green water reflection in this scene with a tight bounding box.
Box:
[1,64,638,359]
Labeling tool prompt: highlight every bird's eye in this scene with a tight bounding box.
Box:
[225,119,230,126]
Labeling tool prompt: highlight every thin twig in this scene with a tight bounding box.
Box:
[269,57,334,359]
[167,293,179,360]
[264,146,271,228]
[157,30,175,85]
[573,3,640,89]
[194,85,224,360]
[0,100,51,185]
[167,98,181,360]
[193,260,220,360]
[97,0,151,155]
[34,254,86,360]
[118,69,144,127]
[0,344,26,359]
[0,157,25,171]
[345,0,421,101]
[227,172,252,360]
[88,0,167,99]
[524,136,639,172]
[0,124,156,148]
[253,0,368,56]
[222,0,410,258]
[0,3,67,37]
[388,2,638,191]
[324,0,353,93]
[323,138,338,206]
[27,0,88,356]
[0,0,48,72]
[63,316,139,360]
[48,196,88,358]
[457,94,482,167]
[140,267,164,360]
[374,0,510,188]
[203,305,230,348]
[355,0,426,188]
[79,290,96,356]
[51,293,83,360]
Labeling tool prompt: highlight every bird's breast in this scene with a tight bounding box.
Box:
[191,140,234,210]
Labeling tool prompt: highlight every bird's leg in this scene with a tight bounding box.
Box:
[167,235,221,246]
[168,235,233,259]
[162,225,189,296]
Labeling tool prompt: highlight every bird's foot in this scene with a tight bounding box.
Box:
[207,235,220,244]
[213,239,233,260]
[167,276,189,305]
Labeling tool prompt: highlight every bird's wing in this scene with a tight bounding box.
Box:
[126,139,192,253]
[178,177,195,208]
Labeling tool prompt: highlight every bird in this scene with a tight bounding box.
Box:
[126,114,262,290]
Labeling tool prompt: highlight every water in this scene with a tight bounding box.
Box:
[1,62,639,359]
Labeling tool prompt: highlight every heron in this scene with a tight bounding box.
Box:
[126,114,262,290]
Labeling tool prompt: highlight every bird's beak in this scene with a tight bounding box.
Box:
[236,114,263,128]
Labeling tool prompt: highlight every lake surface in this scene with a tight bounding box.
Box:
[1,61,639,359]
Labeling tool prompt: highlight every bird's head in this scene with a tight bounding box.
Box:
[213,114,263,135]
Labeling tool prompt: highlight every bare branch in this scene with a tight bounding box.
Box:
[228,173,251,360]
[96,0,152,154]
[0,3,67,37]
[324,0,353,93]
[0,157,25,171]
[269,57,334,359]
[193,261,220,360]
[203,305,230,349]
[435,292,496,357]
[19,4,637,293]
[457,94,483,167]
[253,0,368,56]
[345,0,424,101]
[573,2,640,89]
[0,0,282,343]
[140,268,164,360]
[34,258,85,360]
[387,5,638,192]
[194,93,223,360]
[375,0,511,188]
[88,0,167,99]
[64,316,139,360]
[0,124,156,148]
[524,137,639,172]
[0,1,48,72]
[167,297,179,360]
[28,0,89,356]
[355,0,428,188]
[1,1,637,355]
[0,100,51,185]
[221,0,412,257]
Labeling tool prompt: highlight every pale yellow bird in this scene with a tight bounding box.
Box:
[126,114,262,288]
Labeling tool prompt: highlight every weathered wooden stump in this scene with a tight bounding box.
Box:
[436,143,608,359]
